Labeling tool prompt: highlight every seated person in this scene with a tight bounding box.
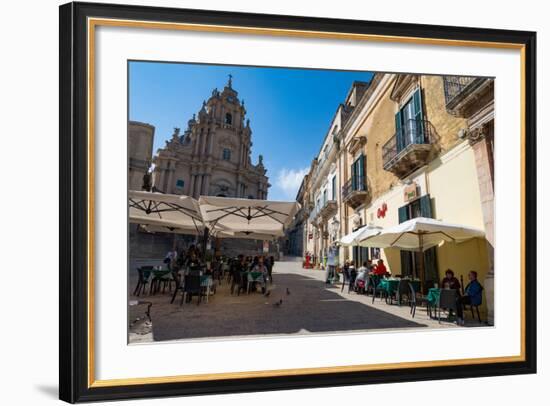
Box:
[355,262,369,291]
[441,269,461,290]
[251,256,269,294]
[456,271,484,325]
[372,259,388,276]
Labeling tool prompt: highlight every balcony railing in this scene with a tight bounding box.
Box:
[341,175,368,209]
[443,76,486,111]
[382,119,435,176]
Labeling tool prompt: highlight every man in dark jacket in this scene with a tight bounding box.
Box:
[456,271,483,325]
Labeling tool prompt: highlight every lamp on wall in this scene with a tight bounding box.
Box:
[329,218,340,242]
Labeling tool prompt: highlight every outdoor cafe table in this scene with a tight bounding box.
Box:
[427,287,441,306]
[378,278,421,295]
[376,278,421,305]
[148,269,172,295]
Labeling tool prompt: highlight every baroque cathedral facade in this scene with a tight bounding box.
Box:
[153,76,270,199]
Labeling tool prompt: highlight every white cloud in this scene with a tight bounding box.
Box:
[275,167,309,200]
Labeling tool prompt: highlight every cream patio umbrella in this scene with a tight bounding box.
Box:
[357,217,485,287]
[213,228,285,241]
[135,218,203,235]
[198,196,301,234]
[129,190,204,235]
[129,190,206,254]
[337,223,382,247]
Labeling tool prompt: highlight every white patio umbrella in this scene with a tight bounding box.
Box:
[198,196,301,234]
[214,229,284,241]
[129,190,204,234]
[134,217,203,235]
[357,217,485,286]
[337,224,382,247]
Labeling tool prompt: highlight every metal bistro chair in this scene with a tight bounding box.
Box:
[341,267,356,293]
[150,270,173,295]
[133,266,153,296]
[408,282,431,318]
[370,276,387,304]
[183,274,204,305]
[170,271,184,305]
[394,279,412,306]
[437,289,459,323]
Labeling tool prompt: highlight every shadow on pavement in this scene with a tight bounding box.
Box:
[150,272,427,341]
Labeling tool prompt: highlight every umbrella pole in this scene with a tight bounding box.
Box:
[202,227,209,261]
[418,233,425,293]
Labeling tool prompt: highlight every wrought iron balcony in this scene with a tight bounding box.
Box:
[443,76,491,115]
[342,175,369,209]
[382,119,435,178]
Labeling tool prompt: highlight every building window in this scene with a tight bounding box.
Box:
[395,88,425,151]
[398,194,438,286]
[176,179,185,189]
[222,148,231,161]
[225,113,232,125]
[331,176,337,200]
[323,189,327,205]
[351,154,366,191]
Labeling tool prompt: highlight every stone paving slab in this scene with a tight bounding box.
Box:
[128,258,485,344]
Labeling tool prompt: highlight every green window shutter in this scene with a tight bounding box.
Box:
[395,110,404,151]
[358,155,365,190]
[351,162,357,190]
[423,247,438,287]
[419,194,433,218]
[412,88,425,143]
[398,205,409,224]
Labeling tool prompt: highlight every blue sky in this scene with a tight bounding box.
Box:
[129,61,373,201]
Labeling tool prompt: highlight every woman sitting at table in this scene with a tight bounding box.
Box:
[441,269,461,290]
[355,261,369,292]
[371,259,388,276]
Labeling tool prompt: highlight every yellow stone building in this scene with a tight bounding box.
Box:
[336,72,493,319]
[296,72,494,321]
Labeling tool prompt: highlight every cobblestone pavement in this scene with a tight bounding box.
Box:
[129,258,479,343]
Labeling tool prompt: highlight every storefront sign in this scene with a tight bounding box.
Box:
[404,183,419,202]
[377,202,388,218]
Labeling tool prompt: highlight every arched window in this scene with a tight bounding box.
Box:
[222,148,231,161]
[225,113,232,125]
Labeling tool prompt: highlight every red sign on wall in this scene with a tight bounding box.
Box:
[377,202,388,219]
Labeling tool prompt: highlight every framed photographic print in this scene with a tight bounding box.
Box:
[59,1,537,403]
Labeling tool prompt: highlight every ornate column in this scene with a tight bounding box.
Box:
[468,122,495,325]
[207,128,214,156]
[189,173,196,197]
[164,160,176,193]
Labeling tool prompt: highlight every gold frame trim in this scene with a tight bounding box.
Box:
[87,17,527,388]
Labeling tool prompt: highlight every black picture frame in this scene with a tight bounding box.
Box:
[59,1,537,403]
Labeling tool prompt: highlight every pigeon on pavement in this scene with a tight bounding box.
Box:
[273,299,283,307]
